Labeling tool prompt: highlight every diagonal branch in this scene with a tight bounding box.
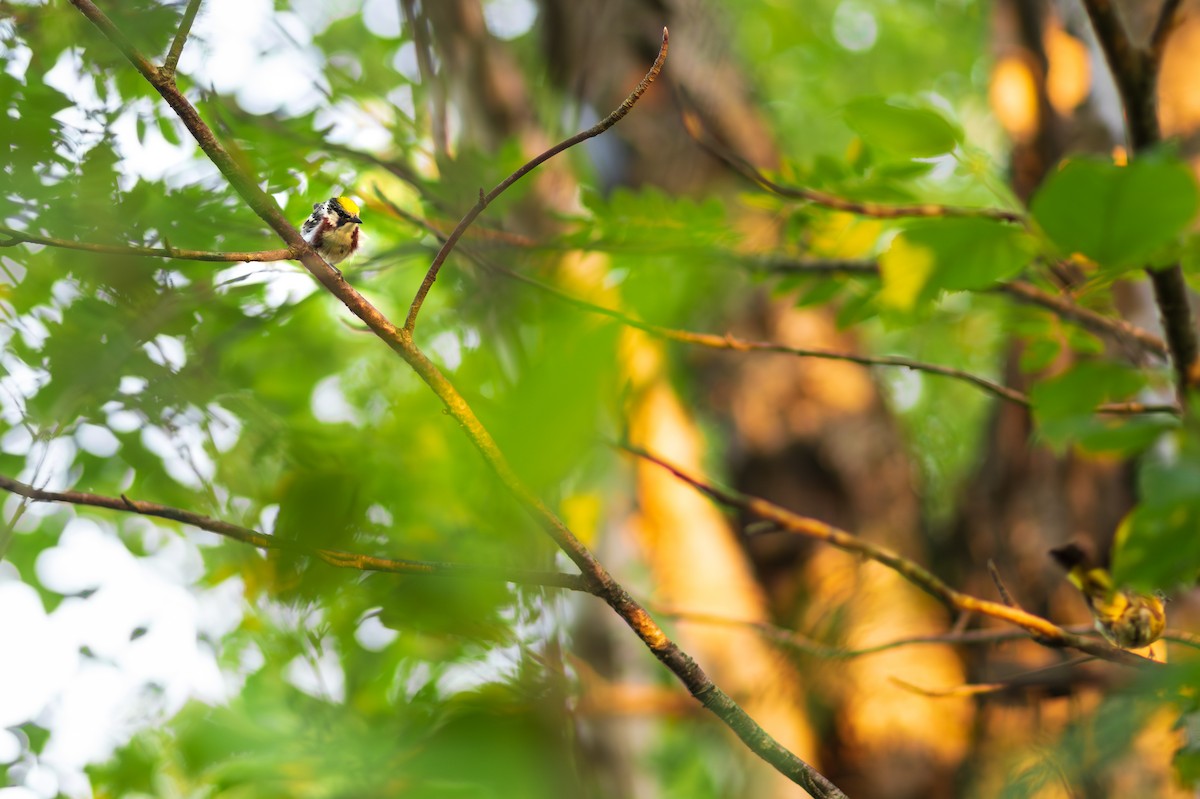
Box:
[999,280,1170,362]
[754,257,1171,363]
[161,0,203,79]
[0,225,293,262]
[625,443,1162,669]
[681,111,1025,224]
[1150,0,1185,65]
[68,7,845,794]
[496,261,1177,416]
[658,606,1099,659]
[402,28,669,333]
[0,473,591,591]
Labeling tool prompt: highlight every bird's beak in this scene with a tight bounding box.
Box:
[349,215,363,225]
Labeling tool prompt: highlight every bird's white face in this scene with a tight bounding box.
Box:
[301,196,363,265]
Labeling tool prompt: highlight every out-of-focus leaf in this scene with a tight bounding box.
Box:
[1031,155,1200,270]
[880,218,1034,310]
[878,234,935,310]
[1029,361,1160,452]
[844,97,960,158]
[1115,431,1200,590]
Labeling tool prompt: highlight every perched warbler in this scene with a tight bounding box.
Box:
[1050,542,1165,650]
[302,196,363,267]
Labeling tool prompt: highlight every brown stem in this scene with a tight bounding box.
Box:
[0,225,293,262]
[999,280,1170,362]
[403,27,669,333]
[625,444,1162,668]
[497,262,1177,415]
[0,473,590,591]
[743,258,1172,363]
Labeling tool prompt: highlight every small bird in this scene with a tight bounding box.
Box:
[301,196,363,268]
[1050,542,1165,650]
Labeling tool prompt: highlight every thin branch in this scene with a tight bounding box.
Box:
[399,0,448,157]
[497,262,1177,415]
[681,111,1024,224]
[403,27,669,333]
[891,677,1012,698]
[69,10,845,794]
[1147,268,1199,397]
[987,560,1019,608]
[658,606,1100,659]
[0,225,293,262]
[0,473,591,592]
[162,0,203,79]
[749,256,880,276]
[748,258,1171,363]
[1150,0,1185,65]
[624,444,1161,669]
[372,185,538,248]
[999,280,1170,362]
[1080,1,1140,97]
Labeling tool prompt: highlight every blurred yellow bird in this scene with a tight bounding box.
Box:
[1050,542,1165,650]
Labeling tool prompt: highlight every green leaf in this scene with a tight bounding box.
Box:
[878,218,1033,309]
[1029,361,1156,451]
[1031,156,1200,270]
[844,98,960,158]
[1115,433,1200,590]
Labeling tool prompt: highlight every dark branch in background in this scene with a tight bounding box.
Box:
[1081,0,1200,397]
[399,0,448,157]
[1150,0,1184,63]
[0,225,294,262]
[681,111,1025,223]
[748,256,880,276]
[0,473,590,591]
[623,444,1162,669]
[402,29,669,333]
[65,9,845,795]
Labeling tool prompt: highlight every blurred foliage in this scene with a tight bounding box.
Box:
[1,0,1199,797]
